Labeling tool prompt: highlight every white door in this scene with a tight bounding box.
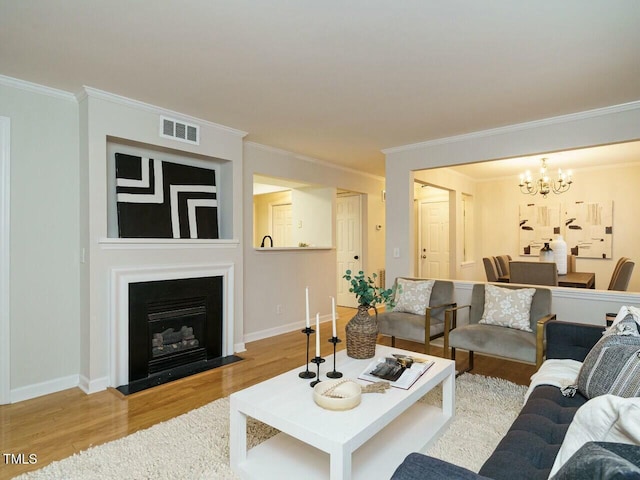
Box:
[336,195,362,307]
[271,203,292,247]
[419,201,450,279]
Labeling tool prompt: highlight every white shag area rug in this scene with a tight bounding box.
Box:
[16,373,526,479]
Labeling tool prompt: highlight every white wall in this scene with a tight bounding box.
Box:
[291,186,334,247]
[0,81,80,399]
[243,142,386,341]
[384,102,640,293]
[79,88,246,392]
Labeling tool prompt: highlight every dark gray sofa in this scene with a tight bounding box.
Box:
[391,320,608,480]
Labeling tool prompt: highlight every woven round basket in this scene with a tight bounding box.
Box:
[345,305,378,359]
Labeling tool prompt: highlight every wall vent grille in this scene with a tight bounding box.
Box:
[160,116,200,145]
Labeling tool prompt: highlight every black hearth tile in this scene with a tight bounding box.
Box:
[116,355,243,395]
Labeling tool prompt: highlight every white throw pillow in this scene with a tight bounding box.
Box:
[478,284,535,332]
[392,279,435,315]
[549,395,640,478]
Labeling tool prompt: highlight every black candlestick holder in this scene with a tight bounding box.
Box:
[326,336,343,378]
[299,327,316,379]
[310,356,326,387]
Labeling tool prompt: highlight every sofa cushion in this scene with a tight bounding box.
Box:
[448,323,537,363]
[478,385,587,480]
[377,310,445,343]
[392,278,434,315]
[577,314,640,399]
[479,284,536,332]
[391,452,492,480]
[549,395,640,477]
[551,442,640,480]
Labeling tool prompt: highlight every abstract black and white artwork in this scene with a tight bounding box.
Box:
[518,203,561,255]
[115,153,219,239]
[564,200,613,259]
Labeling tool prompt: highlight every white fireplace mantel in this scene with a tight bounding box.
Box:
[110,263,235,388]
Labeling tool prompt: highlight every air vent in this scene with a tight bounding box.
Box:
[160,116,200,145]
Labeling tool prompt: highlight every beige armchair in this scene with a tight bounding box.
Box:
[444,283,555,373]
[377,278,456,354]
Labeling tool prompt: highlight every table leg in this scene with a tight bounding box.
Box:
[229,398,247,471]
[442,369,455,418]
[330,447,351,480]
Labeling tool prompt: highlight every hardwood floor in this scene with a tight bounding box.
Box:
[0,306,535,479]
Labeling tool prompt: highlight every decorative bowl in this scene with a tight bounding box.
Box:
[313,379,362,411]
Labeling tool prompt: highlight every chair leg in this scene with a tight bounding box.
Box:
[450,347,456,360]
[455,350,474,378]
[391,336,395,347]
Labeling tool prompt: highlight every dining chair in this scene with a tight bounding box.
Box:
[509,261,558,286]
[482,257,500,282]
[495,255,512,278]
[608,258,635,291]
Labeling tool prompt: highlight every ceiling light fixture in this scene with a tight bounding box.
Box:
[518,157,572,198]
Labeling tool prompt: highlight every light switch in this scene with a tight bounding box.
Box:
[393,248,400,258]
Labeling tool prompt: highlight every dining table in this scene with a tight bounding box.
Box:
[498,271,596,289]
[557,271,596,289]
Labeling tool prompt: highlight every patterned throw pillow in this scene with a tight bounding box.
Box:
[478,284,536,332]
[576,314,640,399]
[392,279,435,315]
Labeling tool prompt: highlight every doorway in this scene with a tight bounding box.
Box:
[270,203,292,247]
[336,194,362,307]
[418,186,450,279]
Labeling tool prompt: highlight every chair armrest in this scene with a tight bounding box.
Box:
[535,314,556,369]
[443,304,470,357]
[424,302,457,354]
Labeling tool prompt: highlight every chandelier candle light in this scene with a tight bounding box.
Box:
[519,158,573,198]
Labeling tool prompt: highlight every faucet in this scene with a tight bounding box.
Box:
[260,235,273,247]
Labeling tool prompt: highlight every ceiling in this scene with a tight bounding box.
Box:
[446,141,640,181]
[1,1,640,177]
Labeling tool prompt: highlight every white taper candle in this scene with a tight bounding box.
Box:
[305,287,310,328]
[315,313,321,357]
[331,296,337,337]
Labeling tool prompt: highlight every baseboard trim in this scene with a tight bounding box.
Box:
[78,375,110,394]
[10,374,80,404]
[243,314,333,344]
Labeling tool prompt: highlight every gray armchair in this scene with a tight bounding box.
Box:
[377,278,456,355]
[444,283,555,373]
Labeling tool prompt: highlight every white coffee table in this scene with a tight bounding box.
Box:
[229,345,455,480]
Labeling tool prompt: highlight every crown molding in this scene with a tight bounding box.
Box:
[77,86,248,138]
[0,74,77,102]
[382,100,640,155]
[245,141,385,182]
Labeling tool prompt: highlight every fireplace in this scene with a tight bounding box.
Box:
[117,275,240,394]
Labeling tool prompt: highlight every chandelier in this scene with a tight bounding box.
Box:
[518,158,572,198]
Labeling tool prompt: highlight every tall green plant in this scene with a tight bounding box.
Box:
[343,270,396,307]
